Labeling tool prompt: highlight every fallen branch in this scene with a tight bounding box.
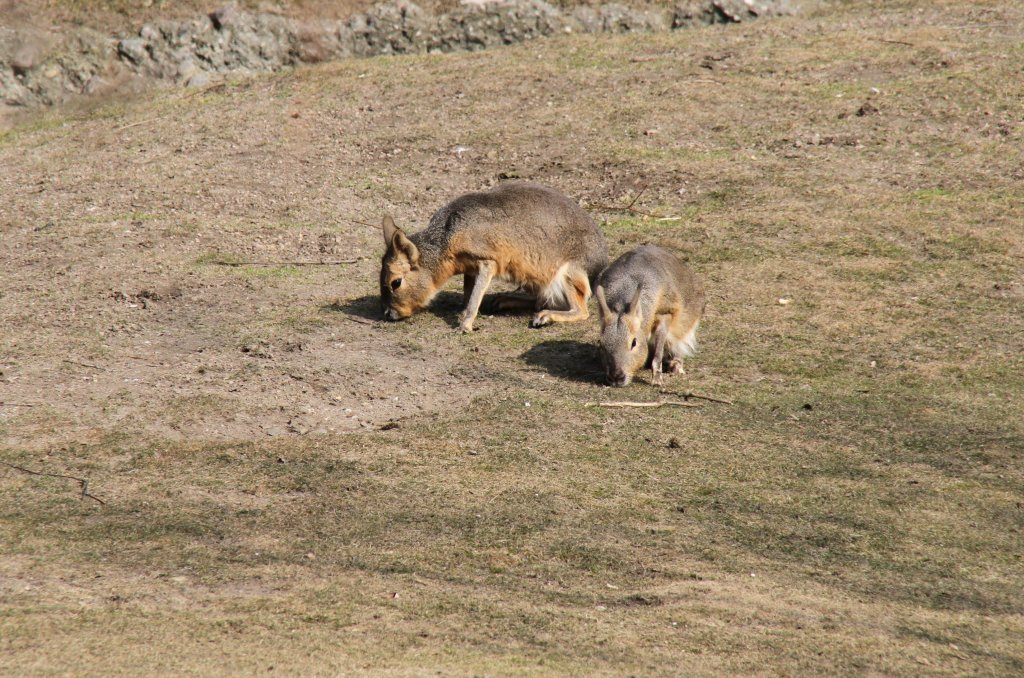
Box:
[1,462,106,505]
[585,400,701,409]
[349,218,382,229]
[0,402,38,407]
[63,359,105,371]
[869,37,915,47]
[114,117,164,132]
[659,390,734,405]
[625,185,648,210]
[211,259,361,267]
[343,314,378,326]
[589,185,678,220]
[180,82,227,100]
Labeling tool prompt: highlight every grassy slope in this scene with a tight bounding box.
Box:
[2,1,1023,675]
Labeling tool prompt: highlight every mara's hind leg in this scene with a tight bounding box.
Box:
[531,267,590,327]
[666,319,700,375]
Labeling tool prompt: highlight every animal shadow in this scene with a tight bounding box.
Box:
[324,292,466,327]
[521,340,605,384]
[325,294,381,321]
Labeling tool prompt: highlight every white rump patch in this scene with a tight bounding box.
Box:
[538,262,573,311]
[671,320,700,358]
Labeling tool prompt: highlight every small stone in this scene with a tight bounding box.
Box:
[210,5,240,31]
[186,71,211,88]
[177,57,198,79]
[84,76,110,95]
[118,38,149,65]
[856,101,879,117]
[12,46,39,75]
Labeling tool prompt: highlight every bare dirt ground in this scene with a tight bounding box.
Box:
[1,0,1023,675]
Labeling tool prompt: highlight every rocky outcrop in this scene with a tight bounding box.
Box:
[2,0,796,110]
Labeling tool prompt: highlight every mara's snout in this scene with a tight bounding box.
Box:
[607,370,630,387]
[382,307,406,321]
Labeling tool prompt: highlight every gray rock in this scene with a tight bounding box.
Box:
[599,4,672,32]
[210,5,241,31]
[673,2,715,28]
[570,6,603,33]
[118,38,149,65]
[1,0,804,110]
[12,44,39,75]
[711,0,793,22]
[350,2,430,56]
[186,71,211,88]
[84,75,110,94]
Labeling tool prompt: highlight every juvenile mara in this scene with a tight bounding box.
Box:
[595,245,705,387]
[379,182,608,333]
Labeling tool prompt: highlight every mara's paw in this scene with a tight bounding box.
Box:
[530,311,552,328]
[651,370,665,386]
[458,321,476,334]
[668,359,685,375]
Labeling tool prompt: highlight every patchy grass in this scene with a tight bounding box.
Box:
[2,0,1024,675]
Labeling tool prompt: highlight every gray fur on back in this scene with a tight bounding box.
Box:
[411,182,608,280]
[598,245,704,319]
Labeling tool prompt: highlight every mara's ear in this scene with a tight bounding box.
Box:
[594,285,612,323]
[382,216,421,267]
[382,215,399,247]
[625,287,643,321]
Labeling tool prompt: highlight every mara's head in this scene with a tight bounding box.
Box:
[595,286,647,387]
[379,216,435,321]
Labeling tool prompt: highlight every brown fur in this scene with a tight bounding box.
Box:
[380,182,608,332]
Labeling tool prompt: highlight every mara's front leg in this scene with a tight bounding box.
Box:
[459,261,496,333]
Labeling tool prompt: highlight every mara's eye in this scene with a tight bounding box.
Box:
[390,278,402,291]
[631,338,638,350]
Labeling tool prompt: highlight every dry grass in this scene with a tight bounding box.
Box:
[1,1,1023,675]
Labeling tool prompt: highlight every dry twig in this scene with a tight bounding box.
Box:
[584,400,701,409]
[1,462,106,505]
[590,185,678,220]
[0,402,38,407]
[659,390,734,405]
[349,218,382,229]
[63,359,105,371]
[343,315,378,326]
[114,117,164,132]
[869,37,915,47]
[211,259,361,267]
